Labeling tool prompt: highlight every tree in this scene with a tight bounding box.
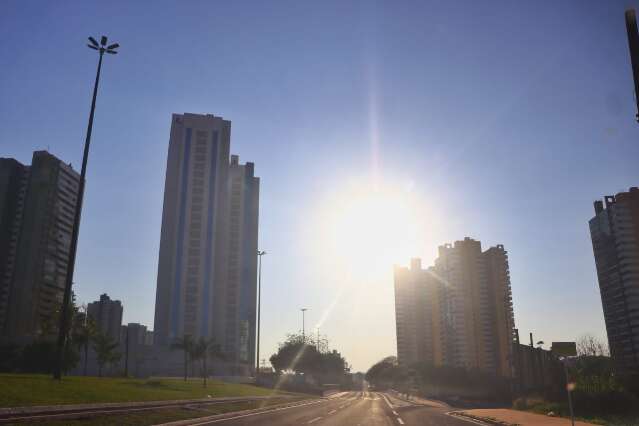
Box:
[270,334,320,374]
[190,337,224,387]
[365,356,404,390]
[92,332,120,377]
[171,335,194,381]
[577,334,609,357]
[269,334,349,383]
[20,341,79,374]
[72,311,97,376]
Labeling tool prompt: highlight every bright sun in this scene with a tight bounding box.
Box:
[318,180,427,279]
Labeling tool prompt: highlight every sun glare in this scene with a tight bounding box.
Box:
[318,180,427,279]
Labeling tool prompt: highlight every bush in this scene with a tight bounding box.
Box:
[572,389,639,418]
[0,345,21,372]
[516,390,639,422]
[20,341,79,374]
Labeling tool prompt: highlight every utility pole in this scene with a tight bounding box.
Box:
[256,250,266,382]
[124,325,129,377]
[54,36,119,380]
[301,308,308,343]
[625,9,639,122]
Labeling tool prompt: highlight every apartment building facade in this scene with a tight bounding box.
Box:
[394,238,515,377]
[589,187,639,377]
[0,151,80,343]
[154,113,259,374]
[87,293,123,342]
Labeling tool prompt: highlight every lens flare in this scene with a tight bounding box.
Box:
[317,179,427,281]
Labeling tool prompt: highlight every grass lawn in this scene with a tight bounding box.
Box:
[20,398,306,426]
[0,374,289,408]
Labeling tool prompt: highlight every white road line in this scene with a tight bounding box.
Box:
[397,418,405,425]
[182,399,325,425]
[308,416,323,424]
[328,409,337,414]
[392,410,399,416]
[380,393,394,410]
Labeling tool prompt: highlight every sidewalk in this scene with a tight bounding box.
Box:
[455,409,597,426]
[386,390,449,409]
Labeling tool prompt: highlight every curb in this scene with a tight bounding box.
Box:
[0,395,303,424]
[448,411,519,426]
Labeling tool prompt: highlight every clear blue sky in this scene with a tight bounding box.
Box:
[2,1,638,372]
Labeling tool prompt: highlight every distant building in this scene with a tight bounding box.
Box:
[394,238,515,377]
[87,293,123,342]
[394,258,431,367]
[589,188,639,377]
[0,151,80,342]
[120,323,154,377]
[153,113,259,375]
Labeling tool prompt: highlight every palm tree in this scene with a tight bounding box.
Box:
[171,335,194,382]
[191,337,224,387]
[93,332,119,377]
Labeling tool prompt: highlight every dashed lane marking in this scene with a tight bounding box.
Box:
[308,417,323,424]
[328,409,337,414]
[397,418,405,425]
[392,410,399,416]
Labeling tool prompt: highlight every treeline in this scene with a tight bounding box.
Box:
[365,356,510,401]
[269,334,349,380]
[366,334,639,422]
[0,295,120,376]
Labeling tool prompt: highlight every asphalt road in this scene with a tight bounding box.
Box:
[175,391,472,426]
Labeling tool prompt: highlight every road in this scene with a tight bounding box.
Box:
[169,391,473,426]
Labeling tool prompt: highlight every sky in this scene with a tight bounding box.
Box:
[2,0,639,372]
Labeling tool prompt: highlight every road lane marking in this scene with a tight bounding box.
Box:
[308,417,322,424]
[328,409,337,414]
[380,393,394,410]
[182,399,326,425]
[397,418,405,425]
[392,410,398,416]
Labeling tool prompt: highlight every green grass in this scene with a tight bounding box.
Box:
[0,374,289,408]
[20,398,306,426]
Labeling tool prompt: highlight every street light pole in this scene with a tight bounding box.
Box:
[561,358,576,426]
[301,308,308,343]
[53,36,119,380]
[255,250,266,381]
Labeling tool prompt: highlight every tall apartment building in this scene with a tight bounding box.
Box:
[154,113,259,373]
[589,187,639,377]
[394,258,431,367]
[225,155,259,366]
[0,151,80,342]
[0,159,29,335]
[87,293,123,342]
[394,238,515,377]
